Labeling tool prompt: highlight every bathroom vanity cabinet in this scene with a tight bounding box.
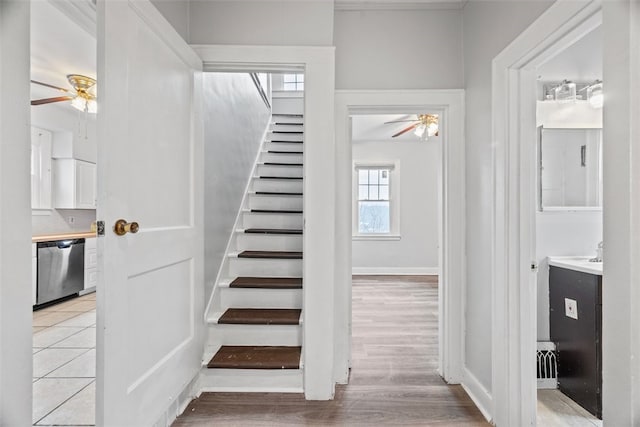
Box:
[549,264,602,419]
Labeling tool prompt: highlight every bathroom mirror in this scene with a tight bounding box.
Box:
[539,127,602,210]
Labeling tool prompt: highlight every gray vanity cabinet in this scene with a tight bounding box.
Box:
[549,266,602,419]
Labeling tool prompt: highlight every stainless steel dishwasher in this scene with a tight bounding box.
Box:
[36,239,85,306]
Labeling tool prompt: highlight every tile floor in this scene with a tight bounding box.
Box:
[32,292,96,426]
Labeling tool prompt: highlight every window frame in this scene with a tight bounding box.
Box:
[282,73,304,91]
[352,161,400,240]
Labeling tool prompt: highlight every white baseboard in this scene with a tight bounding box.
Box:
[461,368,493,424]
[352,267,439,275]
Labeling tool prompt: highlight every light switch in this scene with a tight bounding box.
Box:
[565,298,578,320]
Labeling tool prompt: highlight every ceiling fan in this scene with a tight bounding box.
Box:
[31,74,97,114]
[384,114,439,140]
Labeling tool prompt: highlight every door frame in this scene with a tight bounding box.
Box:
[491,1,603,425]
[0,1,33,424]
[192,44,336,400]
[334,90,466,387]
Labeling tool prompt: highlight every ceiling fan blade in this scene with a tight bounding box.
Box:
[30,80,71,93]
[392,123,419,138]
[384,119,417,124]
[31,96,74,106]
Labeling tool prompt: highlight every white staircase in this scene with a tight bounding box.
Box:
[200,114,305,393]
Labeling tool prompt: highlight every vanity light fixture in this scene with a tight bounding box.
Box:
[587,80,603,108]
[554,80,577,103]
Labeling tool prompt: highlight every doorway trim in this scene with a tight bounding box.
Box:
[193,44,336,400]
[334,90,466,389]
[491,1,603,425]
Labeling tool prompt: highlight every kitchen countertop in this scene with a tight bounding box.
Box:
[548,256,603,276]
[32,231,96,243]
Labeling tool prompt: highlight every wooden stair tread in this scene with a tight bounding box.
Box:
[272,131,303,134]
[238,250,303,259]
[250,209,302,214]
[230,277,303,289]
[258,176,303,180]
[268,140,303,144]
[267,151,303,154]
[274,122,303,126]
[219,308,301,325]
[255,191,303,196]
[263,162,303,167]
[208,346,301,369]
[245,228,302,235]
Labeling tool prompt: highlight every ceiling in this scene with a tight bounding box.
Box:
[537,26,602,83]
[351,114,437,142]
[30,1,96,107]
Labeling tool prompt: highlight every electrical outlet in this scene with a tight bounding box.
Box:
[67,216,75,225]
[565,298,578,320]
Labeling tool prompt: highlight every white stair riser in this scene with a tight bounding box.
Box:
[261,152,303,164]
[264,142,304,153]
[257,164,303,178]
[252,179,303,193]
[229,258,302,277]
[220,288,302,309]
[207,324,302,348]
[236,233,302,252]
[242,212,303,229]
[268,132,303,142]
[199,367,303,393]
[271,124,304,132]
[249,194,303,211]
[272,116,303,124]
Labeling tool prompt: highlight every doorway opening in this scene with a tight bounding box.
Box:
[30,2,98,425]
[534,24,604,427]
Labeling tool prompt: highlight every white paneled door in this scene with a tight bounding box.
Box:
[96,2,203,425]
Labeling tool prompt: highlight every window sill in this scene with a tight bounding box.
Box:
[352,234,401,241]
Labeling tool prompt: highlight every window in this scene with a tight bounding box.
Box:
[283,73,304,91]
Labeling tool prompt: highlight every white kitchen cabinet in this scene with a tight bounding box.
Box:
[53,159,97,209]
[32,243,37,305]
[31,127,52,210]
[83,237,97,292]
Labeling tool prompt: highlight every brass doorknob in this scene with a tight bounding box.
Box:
[114,219,139,236]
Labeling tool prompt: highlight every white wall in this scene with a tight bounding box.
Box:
[536,211,602,340]
[189,0,334,46]
[204,72,271,302]
[351,140,439,274]
[462,0,553,391]
[333,9,463,89]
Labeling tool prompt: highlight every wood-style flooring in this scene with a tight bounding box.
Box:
[174,275,489,426]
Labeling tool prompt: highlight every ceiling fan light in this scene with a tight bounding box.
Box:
[414,123,426,138]
[427,122,439,137]
[71,96,86,112]
[87,99,98,114]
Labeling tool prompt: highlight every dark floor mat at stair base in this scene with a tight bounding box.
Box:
[208,346,301,369]
[230,277,303,289]
[245,228,302,235]
[239,251,303,259]
[219,308,301,325]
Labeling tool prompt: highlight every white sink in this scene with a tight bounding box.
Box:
[548,256,603,276]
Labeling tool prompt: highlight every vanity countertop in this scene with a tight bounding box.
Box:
[548,256,602,276]
[32,231,96,243]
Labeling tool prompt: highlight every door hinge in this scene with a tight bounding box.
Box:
[96,220,105,236]
[531,262,539,272]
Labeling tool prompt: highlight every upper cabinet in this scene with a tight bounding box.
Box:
[53,159,96,209]
[31,126,52,210]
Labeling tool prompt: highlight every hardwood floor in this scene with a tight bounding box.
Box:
[174,275,488,426]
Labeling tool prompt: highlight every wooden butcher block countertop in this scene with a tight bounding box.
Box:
[32,231,96,243]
